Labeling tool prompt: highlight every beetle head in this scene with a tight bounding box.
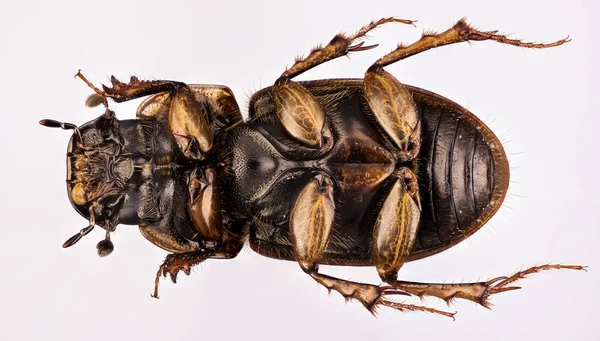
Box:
[41,109,148,256]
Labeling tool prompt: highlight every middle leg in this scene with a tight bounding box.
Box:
[272,18,415,148]
[363,19,569,161]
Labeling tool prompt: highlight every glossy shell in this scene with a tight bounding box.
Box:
[218,79,509,265]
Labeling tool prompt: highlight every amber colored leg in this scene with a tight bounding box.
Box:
[289,174,336,272]
[152,251,212,298]
[373,168,421,283]
[188,85,243,126]
[273,80,328,148]
[75,71,214,158]
[370,18,570,70]
[151,224,246,298]
[288,174,452,318]
[75,70,184,103]
[152,244,245,299]
[389,264,586,308]
[308,270,455,319]
[278,17,416,82]
[273,18,415,147]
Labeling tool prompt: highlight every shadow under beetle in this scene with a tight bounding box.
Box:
[41,18,585,319]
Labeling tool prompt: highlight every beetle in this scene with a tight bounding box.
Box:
[41,18,584,319]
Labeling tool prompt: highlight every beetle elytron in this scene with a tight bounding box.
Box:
[41,18,585,318]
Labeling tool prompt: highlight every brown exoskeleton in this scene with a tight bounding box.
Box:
[41,18,585,319]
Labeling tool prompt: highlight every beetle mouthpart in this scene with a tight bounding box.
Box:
[62,224,95,248]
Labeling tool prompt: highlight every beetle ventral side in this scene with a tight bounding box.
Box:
[41,17,585,319]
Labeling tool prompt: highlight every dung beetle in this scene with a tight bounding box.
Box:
[41,18,585,319]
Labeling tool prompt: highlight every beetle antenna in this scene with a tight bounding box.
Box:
[96,229,114,257]
[62,204,98,248]
[62,224,95,248]
[39,119,83,143]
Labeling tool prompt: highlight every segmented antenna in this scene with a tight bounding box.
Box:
[39,119,83,143]
[62,204,97,248]
[62,224,94,248]
[96,229,114,257]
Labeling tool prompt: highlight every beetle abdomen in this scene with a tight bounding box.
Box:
[412,91,509,259]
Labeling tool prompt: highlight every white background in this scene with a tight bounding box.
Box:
[1,1,597,340]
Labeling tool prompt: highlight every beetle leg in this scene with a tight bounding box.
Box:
[188,168,223,246]
[289,173,336,272]
[279,17,416,82]
[272,18,415,148]
[76,71,243,127]
[387,264,586,308]
[188,85,243,126]
[363,69,421,161]
[136,85,243,126]
[75,70,185,103]
[152,250,213,298]
[308,270,455,319]
[151,234,246,298]
[76,72,216,158]
[373,167,421,282]
[273,80,330,148]
[109,75,213,157]
[364,19,569,159]
[289,173,453,318]
[369,18,569,71]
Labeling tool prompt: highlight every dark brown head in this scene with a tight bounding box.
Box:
[40,109,154,256]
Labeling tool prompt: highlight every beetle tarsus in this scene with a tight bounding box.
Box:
[279,17,416,81]
[151,251,213,299]
[370,18,570,70]
[309,271,454,319]
[478,264,587,308]
[347,41,378,53]
[378,297,456,320]
[387,264,587,309]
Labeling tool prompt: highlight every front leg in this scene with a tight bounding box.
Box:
[152,235,245,298]
[152,250,212,298]
[76,71,217,159]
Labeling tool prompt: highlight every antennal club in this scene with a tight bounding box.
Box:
[97,229,114,257]
[39,119,83,144]
[39,119,77,130]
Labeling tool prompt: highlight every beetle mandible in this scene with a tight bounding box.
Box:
[41,18,585,319]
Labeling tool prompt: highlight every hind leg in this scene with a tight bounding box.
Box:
[364,19,578,308]
[387,264,586,308]
[363,19,568,162]
[288,173,454,318]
